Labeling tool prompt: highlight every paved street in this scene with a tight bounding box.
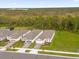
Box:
[0,51,78,59]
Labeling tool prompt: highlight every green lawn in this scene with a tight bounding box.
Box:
[7,48,18,51]
[0,39,9,46]
[11,40,24,48]
[25,50,30,52]
[41,31,79,52]
[28,42,35,48]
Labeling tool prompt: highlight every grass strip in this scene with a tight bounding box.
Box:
[12,40,24,48]
[38,51,79,57]
[0,39,9,46]
[28,42,35,48]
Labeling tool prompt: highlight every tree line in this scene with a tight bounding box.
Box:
[0,15,79,32]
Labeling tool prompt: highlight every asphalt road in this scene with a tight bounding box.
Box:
[0,51,78,59]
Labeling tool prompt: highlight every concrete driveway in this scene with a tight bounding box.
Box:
[23,41,31,48]
[17,41,32,53]
[4,41,16,48]
[29,49,38,54]
[0,41,17,51]
[34,44,42,49]
[17,48,26,53]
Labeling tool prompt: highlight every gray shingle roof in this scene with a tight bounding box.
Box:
[8,30,29,39]
[0,29,12,39]
[36,30,55,40]
[22,30,42,40]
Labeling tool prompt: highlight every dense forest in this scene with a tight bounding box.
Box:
[0,8,79,32]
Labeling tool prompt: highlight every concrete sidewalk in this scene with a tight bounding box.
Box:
[29,49,38,54]
[0,51,77,59]
[17,48,26,53]
[13,48,79,55]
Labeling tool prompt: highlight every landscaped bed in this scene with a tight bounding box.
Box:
[0,39,9,46]
[11,40,24,48]
[40,31,79,52]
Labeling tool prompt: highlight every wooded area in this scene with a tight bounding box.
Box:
[0,8,79,32]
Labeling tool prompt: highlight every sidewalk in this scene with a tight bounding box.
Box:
[12,48,79,55]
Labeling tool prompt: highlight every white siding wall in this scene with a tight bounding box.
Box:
[36,39,46,45]
[7,36,21,41]
[47,32,55,43]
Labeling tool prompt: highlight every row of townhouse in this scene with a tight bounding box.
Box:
[0,29,55,45]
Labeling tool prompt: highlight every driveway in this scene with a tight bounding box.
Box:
[4,41,16,48]
[34,44,42,49]
[29,49,38,54]
[23,41,31,48]
[17,48,26,53]
[17,41,32,53]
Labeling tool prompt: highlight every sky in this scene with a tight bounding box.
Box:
[0,0,79,8]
